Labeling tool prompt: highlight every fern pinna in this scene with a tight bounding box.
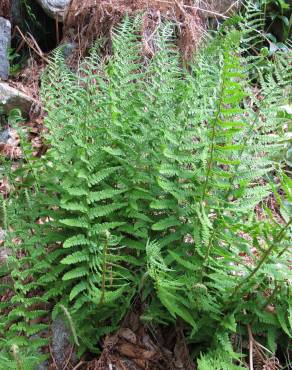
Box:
[1,16,291,369]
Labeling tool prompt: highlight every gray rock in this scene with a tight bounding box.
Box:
[61,42,76,59]
[0,247,11,266]
[0,231,10,268]
[0,82,35,116]
[11,0,22,26]
[0,229,5,240]
[35,0,70,21]
[0,231,11,275]
[36,361,49,370]
[52,316,77,368]
[0,128,12,144]
[0,17,11,80]
[30,332,50,370]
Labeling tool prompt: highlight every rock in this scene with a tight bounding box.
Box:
[11,0,22,26]
[36,361,49,370]
[0,129,12,144]
[61,42,76,59]
[52,316,70,367]
[0,247,11,266]
[51,316,77,368]
[0,127,21,159]
[0,229,5,241]
[34,0,70,21]
[0,82,35,116]
[0,232,12,276]
[0,17,11,80]
[30,332,50,370]
[0,127,19,147]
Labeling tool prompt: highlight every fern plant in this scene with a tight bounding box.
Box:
[1,14,291,369]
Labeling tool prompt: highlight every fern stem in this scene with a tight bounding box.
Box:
[199,54,230,276]
[247,324,254,370]
[201,80,284,280]
[15,125,40,192]
[276,218,292,257]
[223,107,265,201]
[1,195,8,231]
[60,304,79,347]
[199,227,216,281]
[230,218,291,299]
[100,231,109,305]
[11,345,23,370]
[223,58,288,202]
[201,90,223,202]
[198,74,225,277]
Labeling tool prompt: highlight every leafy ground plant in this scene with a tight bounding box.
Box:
[0,14,291,370]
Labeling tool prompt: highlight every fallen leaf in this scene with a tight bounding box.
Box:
[117,343,156,360]
[119,328,137,344]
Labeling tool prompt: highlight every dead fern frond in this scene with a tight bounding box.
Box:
[63,0,207,62]
[0,0,11,19]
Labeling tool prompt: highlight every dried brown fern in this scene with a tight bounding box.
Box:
[0,0,11,19]
[248,324,282,370]
[63,0,207,63]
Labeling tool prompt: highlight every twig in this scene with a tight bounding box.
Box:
[27,32,44,56]
[158,0,229,19]
[63,345,74,370]
[223,0,241,15]
[174,0,186,14]
[56,14,60,45]
[49,344,59,370]
[15,26,49,63]
[15,38,26,54]
[72,361,86,370]
[254,340,274,356]
[144,11,161,44]
[247,324,254,370]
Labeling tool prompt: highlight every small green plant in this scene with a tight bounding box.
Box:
[241,0,291,58]
[0,341,44,370]
[8,48,21,76]
[1,13,291,370]
[262,0,291,45]
[21,0,40,30]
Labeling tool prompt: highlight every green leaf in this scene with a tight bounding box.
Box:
[277,307,292,338]
[59,218,89,229]
[102,146,125,156]
[87,188,126,204]
[62,266,88,281]
[88,203,126,219]
[222,314,237,332]
[152,217,180,231]
[69,281,88,301]
[87,167,121,186]
[168,251,200,272]
[63,235,92,249]
[61,251,89,265]
[90,222,125,235]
